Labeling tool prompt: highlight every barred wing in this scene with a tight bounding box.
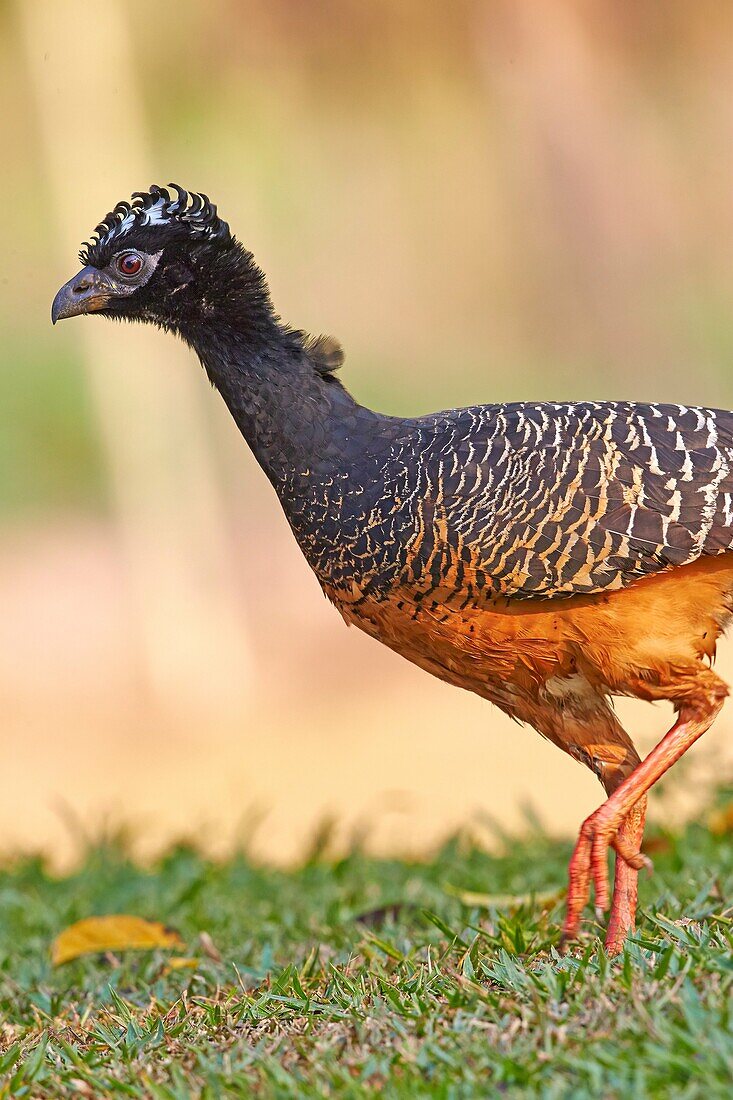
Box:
[419,401,733,600]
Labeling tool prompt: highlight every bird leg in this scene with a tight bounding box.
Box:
[529,691,645,949]
[563,682,725,950]
[604,794,647,953]
[562,758,647,951]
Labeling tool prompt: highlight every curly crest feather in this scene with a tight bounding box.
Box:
[79,184,231,267]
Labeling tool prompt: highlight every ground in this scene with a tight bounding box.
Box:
[1,803,732,1098]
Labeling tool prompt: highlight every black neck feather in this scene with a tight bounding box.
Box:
[191,326,348,491]
[172,240,391,564]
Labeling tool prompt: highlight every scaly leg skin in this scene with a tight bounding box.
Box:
[603,795,647,953]
[563,800,648,950]
[563,688,724,951]
[529,691,645,953]
[561,796,642,950]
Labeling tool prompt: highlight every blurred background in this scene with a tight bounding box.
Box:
[2,0,733,867]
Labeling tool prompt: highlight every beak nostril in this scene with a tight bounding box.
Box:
[73,278,91,294]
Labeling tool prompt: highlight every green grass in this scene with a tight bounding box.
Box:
[1,812,732,1098]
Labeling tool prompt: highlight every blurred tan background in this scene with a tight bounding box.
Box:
[2,0,733,867]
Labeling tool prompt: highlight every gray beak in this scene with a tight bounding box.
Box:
[51,266,114,324]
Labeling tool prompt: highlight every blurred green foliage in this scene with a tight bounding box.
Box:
[0,337,103,515]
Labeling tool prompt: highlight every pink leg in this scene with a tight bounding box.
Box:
[563,790,648,950]
[604,794,647,953]
[563,678,725,949]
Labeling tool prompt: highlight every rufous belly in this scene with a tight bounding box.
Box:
[324,554,733,715]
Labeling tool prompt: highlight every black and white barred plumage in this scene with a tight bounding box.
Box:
[273,396,733,605]
[397,399,733,600]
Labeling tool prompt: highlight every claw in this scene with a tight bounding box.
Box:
[613,833,651,872]
[635,852,654,875]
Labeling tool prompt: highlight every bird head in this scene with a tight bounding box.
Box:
[51,184,272,340]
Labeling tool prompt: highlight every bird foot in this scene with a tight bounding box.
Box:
[562,805,652,946]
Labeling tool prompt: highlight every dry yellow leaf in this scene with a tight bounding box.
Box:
[51,915,184,966]
[164,956,200,974]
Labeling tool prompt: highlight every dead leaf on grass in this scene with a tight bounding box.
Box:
[52,915,184,966]
[164,956,200,973]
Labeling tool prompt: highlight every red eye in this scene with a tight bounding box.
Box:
[117,252,143,276]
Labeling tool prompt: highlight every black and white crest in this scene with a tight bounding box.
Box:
[79,184,231,268]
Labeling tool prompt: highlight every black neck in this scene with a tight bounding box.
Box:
[172,242,388,528]
[190,324,345,490]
